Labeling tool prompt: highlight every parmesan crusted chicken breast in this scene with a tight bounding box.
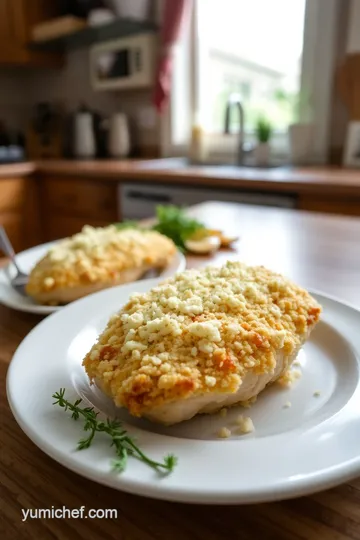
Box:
[83,262,321,425]
[26,226,176,305]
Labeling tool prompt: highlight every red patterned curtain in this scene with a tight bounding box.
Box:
[153,0,193,113]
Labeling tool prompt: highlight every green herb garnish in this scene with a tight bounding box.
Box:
[152,205,205,250]
[113,206,206,251]
[52,388,177,474]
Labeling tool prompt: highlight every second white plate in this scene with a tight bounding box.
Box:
[0,241,186,315]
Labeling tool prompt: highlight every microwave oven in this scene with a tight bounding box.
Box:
[90,33,158,91]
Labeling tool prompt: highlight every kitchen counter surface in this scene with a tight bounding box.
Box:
[1,159,360,196]
[1,202,360,540]
[37,158,360,196]
[0,161,36,177]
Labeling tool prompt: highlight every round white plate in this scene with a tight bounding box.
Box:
[0,242,186,315]
[7,279,360,504]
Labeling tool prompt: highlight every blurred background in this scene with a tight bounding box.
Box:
[0,0,359,252]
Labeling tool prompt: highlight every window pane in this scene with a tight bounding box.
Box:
[197,0,306,133]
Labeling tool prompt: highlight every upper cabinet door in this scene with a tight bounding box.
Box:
[0,0,21,63]
[0,0,62,66]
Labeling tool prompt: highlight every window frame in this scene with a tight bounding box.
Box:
[160,0,339,164]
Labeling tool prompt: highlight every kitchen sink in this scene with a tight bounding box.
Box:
[190,161,290,170]
[214,163,289,169]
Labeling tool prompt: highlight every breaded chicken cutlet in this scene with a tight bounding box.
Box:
[83,261,321,424]
[26,225,176,305]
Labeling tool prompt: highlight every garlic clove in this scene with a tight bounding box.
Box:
[199,229,239,247]
[185,235,221,254]
[219,234,239,247]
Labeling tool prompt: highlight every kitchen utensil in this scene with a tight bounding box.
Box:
[74,104,96,158]
[0,226,28,296]
[108,113,130,158]
[27,102,63,159]
[93,111,108,158]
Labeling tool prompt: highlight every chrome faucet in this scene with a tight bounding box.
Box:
[224,93,245,165]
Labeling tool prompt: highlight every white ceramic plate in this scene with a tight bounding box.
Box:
[0,242,186,315]
[7,279,360,504]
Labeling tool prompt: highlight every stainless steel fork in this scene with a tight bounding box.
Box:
[0,226,29,296]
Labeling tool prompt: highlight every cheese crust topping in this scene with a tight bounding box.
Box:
[83,261,321,417]
[26,225,176,298]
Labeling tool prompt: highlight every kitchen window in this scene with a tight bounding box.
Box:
[161,0,339,164]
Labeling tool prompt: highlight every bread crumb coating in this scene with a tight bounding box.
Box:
[26,225,176,299]
[83,261,321,417]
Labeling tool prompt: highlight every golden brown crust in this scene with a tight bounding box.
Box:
[26,226,176,305]
[83,262,322,418]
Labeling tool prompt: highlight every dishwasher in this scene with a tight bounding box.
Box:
[119,183,296,220]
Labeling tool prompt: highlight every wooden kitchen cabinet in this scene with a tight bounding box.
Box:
[41,176,120,241]
[0,178,26,212]
[0,174,119,252]
[0,212,24,252]
[298,194,360,217]
[45,214,115,240]
[0,177,42,253]
[42,177,119,220]
[0,0,62,66]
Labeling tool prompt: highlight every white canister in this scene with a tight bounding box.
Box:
[108,113,130,158]
[288,123,314,165]
[253,142,271,167]
[74,112,96,159]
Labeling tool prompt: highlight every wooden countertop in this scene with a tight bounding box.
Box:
[1,202,360,540]
[0,161,36,177]
[1,158,360,196]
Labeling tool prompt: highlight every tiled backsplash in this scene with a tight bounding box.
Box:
[0,70,31,131]
[0,49,160,155]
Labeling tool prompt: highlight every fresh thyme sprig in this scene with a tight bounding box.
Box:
[52,388,177,474]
